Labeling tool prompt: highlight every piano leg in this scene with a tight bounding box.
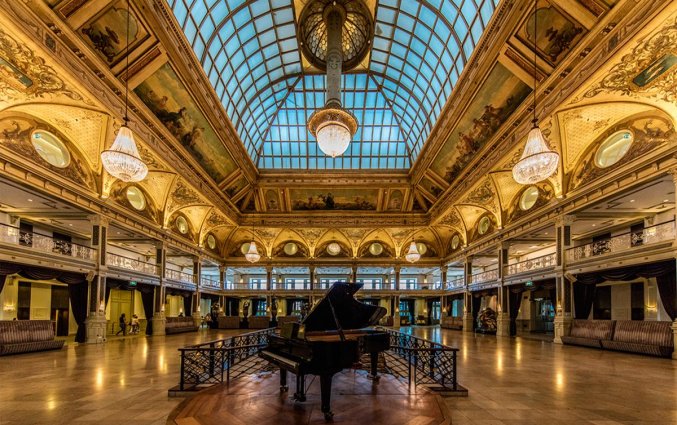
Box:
[320,374,334,420]
[368,352,380,381]
[279,369,288,392]
[294,373,306,402]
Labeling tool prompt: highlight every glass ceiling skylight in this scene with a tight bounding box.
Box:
[169,0,498,170]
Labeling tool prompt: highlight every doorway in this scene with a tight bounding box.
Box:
[108,289,133,334]
[50,285,70,336]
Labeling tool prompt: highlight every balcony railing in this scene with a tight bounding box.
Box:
[399,282,443,290]
[106,252,158,275]
[446,276,465,290]
[471,268,498,284]
[223,282,254,290]
[506,252,556,275]
[200,276,221,290]
[0,223,95,261]
[165,269,194,284]
[272,282,311,290]
[566,220,675,262]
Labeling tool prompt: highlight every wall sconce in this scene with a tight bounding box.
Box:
[98,301,105,313]
[3,303,16,312]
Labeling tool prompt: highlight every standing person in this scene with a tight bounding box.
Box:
[115,313,127,336]
[130,314,140,334]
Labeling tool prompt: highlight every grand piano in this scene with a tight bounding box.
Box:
[259,282,390,420]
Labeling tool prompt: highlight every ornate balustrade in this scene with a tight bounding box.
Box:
[200,276,221,290]
[0,223,95,261]
[446,276,465,290]
[506,252,556,275]
[106,252,158,275]
[566,220,675,262]
[471,268,498,284]
[166,268,194,284]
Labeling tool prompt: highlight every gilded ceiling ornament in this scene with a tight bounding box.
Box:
[170,180,202,206]
[295,228,324,245]
[463,180,495,207]
[205,211,229,228]
[0,29,86,103]
[439,210,462,228]
[578,16,677,103]
[342,228,369,245]
[253,228,279,242]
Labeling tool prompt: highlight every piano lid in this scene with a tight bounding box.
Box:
[302,282,387,332]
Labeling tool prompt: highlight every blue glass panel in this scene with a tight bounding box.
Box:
[170,0,497,169]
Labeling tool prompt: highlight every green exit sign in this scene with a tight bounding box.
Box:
[525,281,534,287]
[129,281,137,287]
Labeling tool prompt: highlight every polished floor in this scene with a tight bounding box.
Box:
[0,327,675,425]
[168,369,450,424]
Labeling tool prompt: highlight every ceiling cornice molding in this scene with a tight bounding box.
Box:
[428,0,668,223]
[1,0,241,224]
[257,172,410,187]
[143,0,259,184]
[240,213,430,228]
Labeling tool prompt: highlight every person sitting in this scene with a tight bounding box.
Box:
[130,314,140,334]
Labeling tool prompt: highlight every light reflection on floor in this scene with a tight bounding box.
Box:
[0,327,675,425]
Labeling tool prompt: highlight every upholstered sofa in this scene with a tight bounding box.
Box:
[601,320,674,358]
[441,316,463,330]
[165,317,198,334]
[0,320,65,356]
[276,316,299,328]
[561,319,615,348]
[217,315,241,329]
[248,316,271,329]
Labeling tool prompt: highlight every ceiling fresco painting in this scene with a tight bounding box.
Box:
[290,188,378,211]
[515,1,587,67]
[133,63,237,183]
[80,0,149,65]
[430,62,532,183]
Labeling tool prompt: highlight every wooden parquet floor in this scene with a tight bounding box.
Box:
[167,369,451,425]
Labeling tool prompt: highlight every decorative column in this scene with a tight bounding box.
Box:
[192,257,202,328]
[309,265,315,290]
[554,215,575,344]
[85,215,109,343]
[151,242,167,335]
[462,256,474,332]
[350,264,358,284]
[394,265,401,291]
[440,264,448,290]
[669,170,677,359]
[266,265,273,290]
[218,265,226,317]
[392,295,400,329]
[496,242,511,337]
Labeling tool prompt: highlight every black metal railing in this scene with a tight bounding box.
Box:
[177,328,275,391]
[173,327,464,395]
[385,329,460,392]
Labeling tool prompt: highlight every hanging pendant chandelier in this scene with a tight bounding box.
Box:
[101,0,147,182]
[300,0,371,158]
[405,241,421,263]
[245,241,261,263]
[512,0,558,185]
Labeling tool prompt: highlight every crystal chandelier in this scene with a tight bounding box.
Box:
[245,241,261,263]
[512,0,558,185]
[307,2,358,157]
[101,0,147,183]
[405,241,421,263]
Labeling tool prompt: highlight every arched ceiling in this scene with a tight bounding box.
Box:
[168,0,499,170]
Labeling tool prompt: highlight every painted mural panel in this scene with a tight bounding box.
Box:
[80,0,149,65]
[431,63,531,183]
[134,63,236,182]
[290,189,378,211]
[516,1,586,67]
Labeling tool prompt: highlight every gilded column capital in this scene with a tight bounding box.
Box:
[555,214,575,227]
[88,214,110,227]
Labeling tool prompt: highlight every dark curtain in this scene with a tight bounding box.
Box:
[575,260,676,319]
[68,282,89,343]
[139,285,155,335]
[471,294,481,322]
[508,287,523,336]
[0,274,7,294]
[286,299,295,315]
[426,300,434,320]
[184,293,193,316]
[573,282,597,319]
[656,272,676,320]
[252,299,261,316]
